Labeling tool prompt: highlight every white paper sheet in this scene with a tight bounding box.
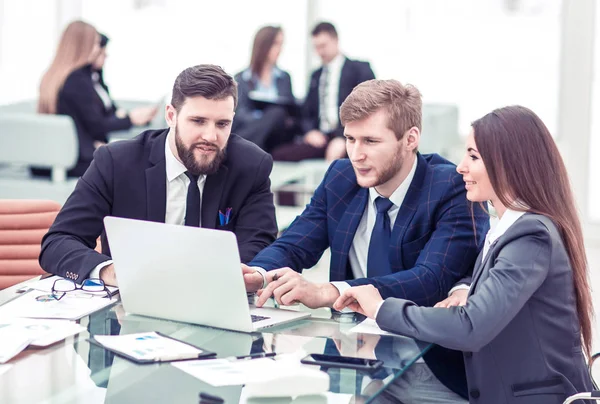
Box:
[347,318,393,336]
[173,358,281,386]
[0,364,13,377]
[0,319,85,363]
[0,290,116,320]
[0,327,32,364]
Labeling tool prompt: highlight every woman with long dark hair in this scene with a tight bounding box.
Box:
[37,20,157,177]
[233,26,296,152]
[334,105,594,403]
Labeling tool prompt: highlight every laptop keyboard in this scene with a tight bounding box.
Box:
[251,314,271,323]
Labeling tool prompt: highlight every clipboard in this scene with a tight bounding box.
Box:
[88,331,216,364]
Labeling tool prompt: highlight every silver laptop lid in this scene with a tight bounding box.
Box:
[103,216,254,332]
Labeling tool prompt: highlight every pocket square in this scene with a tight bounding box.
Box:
[218,207,232,226]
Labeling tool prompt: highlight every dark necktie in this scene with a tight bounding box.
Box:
[184,172,200,227]
[367,197,395,277]
[318,66,330,132]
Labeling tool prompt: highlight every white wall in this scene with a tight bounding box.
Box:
[588,2,600,222]
[0,0,59,104]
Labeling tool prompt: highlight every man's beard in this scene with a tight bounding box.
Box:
[374,146,405,188]
[174,126,226,176]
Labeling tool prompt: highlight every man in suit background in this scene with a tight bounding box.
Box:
[40,64,278,286]
[244,79,487,309]
[271,21,376,162]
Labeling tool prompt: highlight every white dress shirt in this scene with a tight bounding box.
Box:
[481,208,526,261]
[89,130,206,279]
[91,71,113,110]
[331,157,418,296]
[319,53,346,132]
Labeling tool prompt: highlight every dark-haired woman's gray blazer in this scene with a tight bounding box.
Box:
[376,213,593,403]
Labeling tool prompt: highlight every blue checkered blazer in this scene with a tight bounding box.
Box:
[250,153,488,306]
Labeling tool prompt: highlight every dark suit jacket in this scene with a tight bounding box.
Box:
[57,65,132,176]
[250,153,487,305]
[39,129,278,282]
[233,67,295,128]
[301,57,375,138]
[376,213,594,403]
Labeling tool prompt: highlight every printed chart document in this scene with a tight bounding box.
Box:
[90,332,215,363]
[0,290,116,320]
[0,319,85,363]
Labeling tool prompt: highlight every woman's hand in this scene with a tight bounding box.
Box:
[434,288,468,308]
[333,285,384,319]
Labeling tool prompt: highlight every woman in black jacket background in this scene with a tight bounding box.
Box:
[36,20,156,177]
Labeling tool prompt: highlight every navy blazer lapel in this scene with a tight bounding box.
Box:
[390,154,427,268]
[330,187,368,280]
[337,58,350,106]
[201,165,229,229]
[145,132,168,223]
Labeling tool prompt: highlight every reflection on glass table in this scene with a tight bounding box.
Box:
[367,340,469,404]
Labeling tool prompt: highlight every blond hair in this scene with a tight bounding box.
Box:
[340,79,422,139]
[38,21,99,114]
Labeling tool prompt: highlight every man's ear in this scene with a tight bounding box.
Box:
[405,127,420,152]
[165,104,177,128]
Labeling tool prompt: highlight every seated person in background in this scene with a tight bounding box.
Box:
[334,106,594,404]
[243,79,487,309]
[40,64,278,286]
[271,21,375,162]
[232,26,297,153]
[36,20,157,177]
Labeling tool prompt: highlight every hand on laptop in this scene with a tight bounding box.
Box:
[255,267,340,309]
[242,264,264,292]
[99,264,118,286]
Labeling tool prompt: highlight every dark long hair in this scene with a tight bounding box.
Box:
[249,26,281,77]
[472,105,593,358]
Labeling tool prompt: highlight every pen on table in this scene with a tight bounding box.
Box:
[231,352,277,360]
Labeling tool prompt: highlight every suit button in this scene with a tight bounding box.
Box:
[470,389,480,399]
[464,352,472,358]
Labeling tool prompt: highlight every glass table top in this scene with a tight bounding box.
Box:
[0,280,468,403]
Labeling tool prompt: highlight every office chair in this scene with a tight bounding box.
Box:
[563,353,600,403]
[0,199,61,289]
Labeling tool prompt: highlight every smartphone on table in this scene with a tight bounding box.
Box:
[301,353,383,372]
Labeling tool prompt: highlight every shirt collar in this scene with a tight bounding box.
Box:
[325,53,345,71]
[164,129,207,183]
[487,209,527,246]
[368,155,418,209]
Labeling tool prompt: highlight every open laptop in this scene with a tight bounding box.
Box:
[103,216,310,332]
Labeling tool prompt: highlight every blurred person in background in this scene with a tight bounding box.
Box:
[272,21,375,162]
[233,26,297,153]
[36,20,157,177]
